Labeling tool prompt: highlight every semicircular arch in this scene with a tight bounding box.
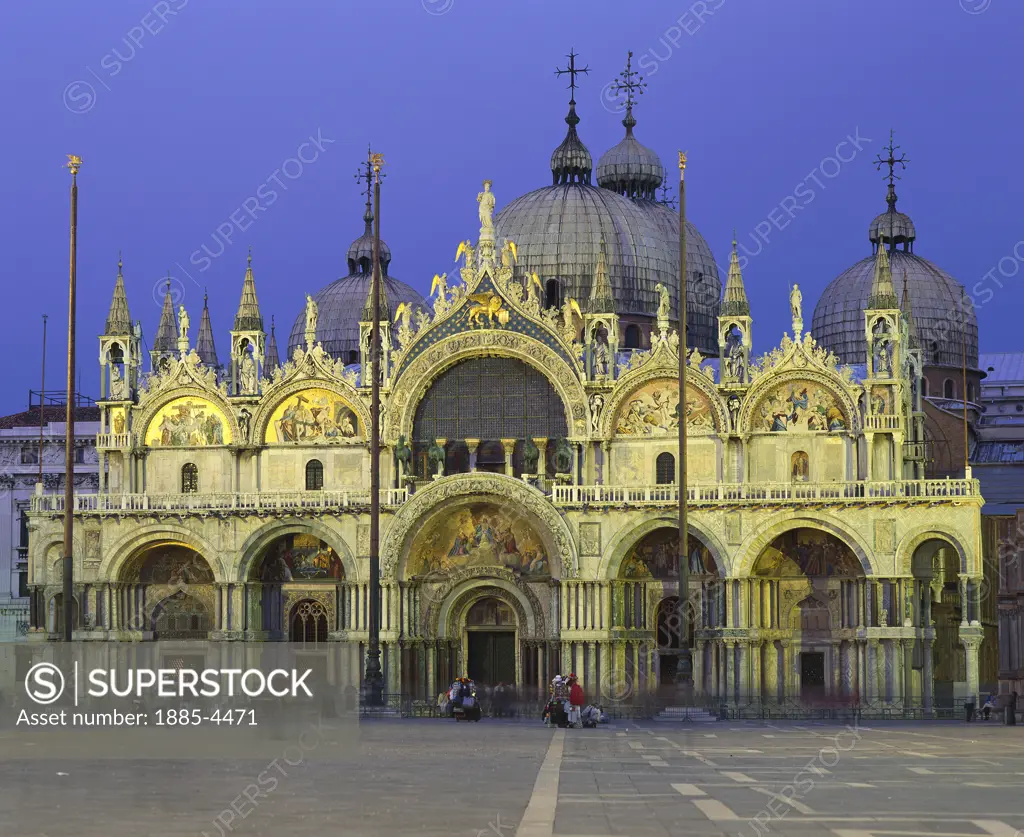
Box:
[599,511,730,581]
[137,387,238,448]
[251,378,369,446]
[739,368,860,435]
[602,362,726,439]
[434,577,543,639]
[237,519,357,583]
[732,513,874,579]
[896,526,971,577]
[380,472,579,581]
[98,524,225,583]
[387,332,588,442]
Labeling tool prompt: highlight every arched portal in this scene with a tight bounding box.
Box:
[752,528,864,702]
[249,534,344,636]
[910,537,967,708]
[49,593,80,634]
[118,544,216,637]
[619,527,720,688]
[464,596,517,687]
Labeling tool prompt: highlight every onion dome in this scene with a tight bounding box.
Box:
[104,255,132,336]
[495,52,720,352]
[595,52,664,200]
[287,194,425,364]
[869,183,916,250]
[812,198,977,369]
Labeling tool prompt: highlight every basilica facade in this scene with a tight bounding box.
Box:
[24,185,985,712]
[24,64,990,711]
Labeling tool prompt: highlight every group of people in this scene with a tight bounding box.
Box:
[544,674,604,728]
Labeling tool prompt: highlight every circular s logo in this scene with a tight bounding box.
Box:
[24,662,65,705]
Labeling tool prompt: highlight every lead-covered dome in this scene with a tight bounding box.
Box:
[287,204,426,363]
[494,82,719,352]
[812,191,978,369]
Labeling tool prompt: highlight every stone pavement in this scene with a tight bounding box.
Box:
[1,717,1023,836]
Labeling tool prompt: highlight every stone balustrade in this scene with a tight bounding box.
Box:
[551,477,981,507]
[31,487,409,515]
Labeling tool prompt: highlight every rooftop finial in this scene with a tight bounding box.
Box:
[550,49,593,185]
[874,129,909,212]
[247,246,252,267]
[555,48,589,108]
[354,149,379,234]
[612,50,646,134]
[117,250,123,274]
[657,182,676,208]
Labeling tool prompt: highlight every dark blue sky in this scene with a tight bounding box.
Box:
[1,0,1020,414]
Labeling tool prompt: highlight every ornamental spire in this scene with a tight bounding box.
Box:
[234,248,264,331]
[868,230,899,310]
[720,235,750,317]
[265,315,280,373]
[587,237,616,314]
[104,253,132,335]
[152,274,178,353]
[195,291,219,368]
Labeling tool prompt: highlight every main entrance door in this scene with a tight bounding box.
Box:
[800,652,826,701]
[467,632,516,685]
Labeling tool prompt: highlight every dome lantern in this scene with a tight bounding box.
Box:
[595,51,665,201]
[550,49,593,186]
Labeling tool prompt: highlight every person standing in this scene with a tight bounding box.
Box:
[568,674,584,728]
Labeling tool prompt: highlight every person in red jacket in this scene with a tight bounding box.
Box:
[567,674,584,726]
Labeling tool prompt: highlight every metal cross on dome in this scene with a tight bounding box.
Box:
[874,129,909,186]
[612,50,646,110]
[555,49,589,103]
[354,144,385,200]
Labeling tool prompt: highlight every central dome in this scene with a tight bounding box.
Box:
[494,86,720,352]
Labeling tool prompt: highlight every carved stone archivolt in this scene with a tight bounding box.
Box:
[739,333,860,434]
[600,358,728,439]
[248,375,370,448]
[428,572,545,639]
[380,472,579,580]
[386,331,589,441]
[135,383,240,450]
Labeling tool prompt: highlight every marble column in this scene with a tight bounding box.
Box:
[725,640,736,703]
[694,640,706,694]
[535,439,548,479]
[902,639,914,705]
[600,441,611,485]
[465,438,480,471]
[922,640,934,714]
[780,641,792,701]
[501,439,516,476]
[599,642,610,700]
[586,641,597,694]
[765,641,779,702]
[963,636,981,708]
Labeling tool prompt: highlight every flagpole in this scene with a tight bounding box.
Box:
[63,155,81,642]
[363,149,386,705]
[676,151,692,692]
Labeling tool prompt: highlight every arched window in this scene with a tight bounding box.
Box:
[921,377,929,397]
[290,600,329,644]
[348,350,359,365]
[624,324,642,349]
[791,451,809,482]
[181,463,199,493]
[545,279,561,310]
[966,383,975,403]
[305,459,324,491]
[943,379,955,399]
[655,452,675,484]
